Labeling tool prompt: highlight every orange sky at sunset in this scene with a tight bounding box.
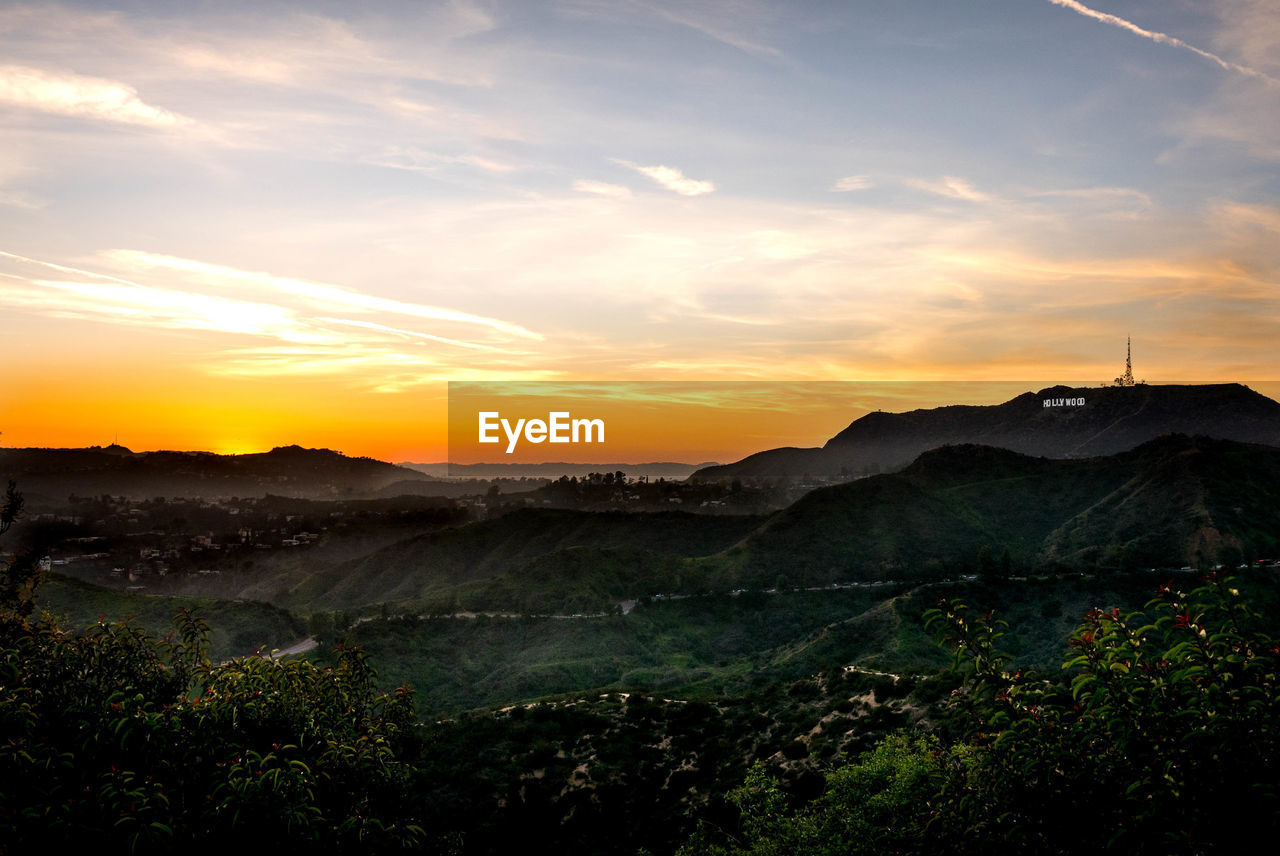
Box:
[2,2,1278,463]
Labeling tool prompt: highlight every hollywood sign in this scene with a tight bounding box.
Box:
[1043,397,1086,408]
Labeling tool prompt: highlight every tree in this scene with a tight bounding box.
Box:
[678,735,950,856]
[923,574,1280,853]
[0,480,41,625]
[0,480,22,535]
[685,575,1280,855]
[0,482,426,851]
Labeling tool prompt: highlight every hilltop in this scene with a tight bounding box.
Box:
[401,460,718,480]
[708,433,1280,587]
[135,434,1280,619]
[279,507,767,613]
[0,444,431,504]
[694,383,1280,479]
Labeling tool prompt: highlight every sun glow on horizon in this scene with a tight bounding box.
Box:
[0,2,1276,457]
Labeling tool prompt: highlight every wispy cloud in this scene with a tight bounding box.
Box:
[0,189,43,209]
[101,250,543,340]
[0,264,334,344]
[1046,0,1279,85]
[0,64,194,128]
[573,179,633,199]
[561,0,782,60]
[612,159,715,196]
[1030,186,1151,206]
[831,175,872,192]
[363,146,517,175]
[1211,201,1280,237]
[0,248,546,392]
[643,1,782,59]
[318,317,506,352]
[207,345,557,393]
[905,176,992,202]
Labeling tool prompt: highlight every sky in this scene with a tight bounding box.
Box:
[0,0,1277,461]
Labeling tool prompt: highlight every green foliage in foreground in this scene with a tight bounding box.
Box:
[680,733,952,856]
[340,586,910,714]
[684,574,1280,855]
[1,551,424,850]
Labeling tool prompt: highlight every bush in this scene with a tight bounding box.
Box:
[685,574,1280,855]
[678,734,947,856]
[923,573,1280,853]
[0,489,425,851]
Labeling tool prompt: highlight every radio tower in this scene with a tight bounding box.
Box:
[1114,337,1136,387]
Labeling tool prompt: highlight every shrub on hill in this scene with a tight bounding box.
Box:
[0,484,425,851]
[683,573,1280,855]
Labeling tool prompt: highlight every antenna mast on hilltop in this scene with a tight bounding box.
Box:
[1113,337,1140,387]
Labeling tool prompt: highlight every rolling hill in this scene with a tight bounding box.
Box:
[245,435,1280,616]
[0,444,432,506]
[708,434,1280,587]
[694,383,1280,479]
[278,507,768,613]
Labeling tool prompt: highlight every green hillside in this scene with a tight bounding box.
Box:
[283,508,765,613]
[339,571,1234,716]
[36,574,305,662]
[709,435,1280,588]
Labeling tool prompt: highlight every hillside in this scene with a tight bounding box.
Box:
[35,574,305,662]
[128,436,1280,617]
[0,444,432,506]
[707,434,1280,587]
[402,461,717,479]
[694,383,1280,479]
[279,507,767,613]
[44,435,1280,623]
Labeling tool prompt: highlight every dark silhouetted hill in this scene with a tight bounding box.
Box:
[706,434,1280,586]
[283,507,766,612]
[0,444,431,505]
[263,436,1280,615]
[694,383,1280,479]
[402,461,717,479]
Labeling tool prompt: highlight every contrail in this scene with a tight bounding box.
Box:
[1047,0,1278,85]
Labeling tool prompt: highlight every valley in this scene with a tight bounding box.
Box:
[6,384,1280,853]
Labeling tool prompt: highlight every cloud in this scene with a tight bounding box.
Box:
[643,1,782,60]
[0,5,513,157]
[1030,186,1151,206]
[0,247,552,391]
[1210,201,1280,239]
[612,159,715,196]
[905,176,993,202]
[208,344,554,392]
[1046,0,1279,85]
[1025,187,1152,219]
[0,189,43,209]
[561,0,782,60]
[100,250,543,341]
[0,64,194,128]
[1209,0,1280,74]
[363,146,516,175]
[573,179,632,199]
[0,249,535,345]
[831,175,872,192]
[0,275,332,343]
[317,317,505,351]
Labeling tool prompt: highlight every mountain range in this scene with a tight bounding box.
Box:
[705,433,1280,588]
[156,434,1280,616]
[0,444,430,504]
[693,383,1280,479]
